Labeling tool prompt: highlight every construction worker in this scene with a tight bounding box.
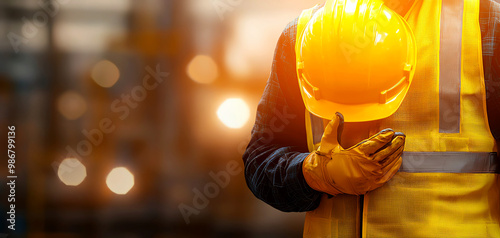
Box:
[243,0,500,237]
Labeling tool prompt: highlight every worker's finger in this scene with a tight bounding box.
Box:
[372,133,405,162]
[318,112,344,155]
[356,146,400,179]
[380,145,403,171]
[354,129,395,156]
[377,156,402,184]
[379,144,404,170]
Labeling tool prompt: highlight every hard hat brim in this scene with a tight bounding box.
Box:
[299,82,411,122]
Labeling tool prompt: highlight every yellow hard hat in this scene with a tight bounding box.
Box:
[296,0,417,122]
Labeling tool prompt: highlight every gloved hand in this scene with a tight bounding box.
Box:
[302,112,405,196]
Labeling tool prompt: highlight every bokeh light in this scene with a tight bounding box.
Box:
[186,55,218,84]
[106,167,135,195]
[57,91,88,120]
[217,98,250,129]
[91,60,120,88]
[58,158,87,186]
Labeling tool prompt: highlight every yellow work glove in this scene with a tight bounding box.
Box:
[302,112,405,196]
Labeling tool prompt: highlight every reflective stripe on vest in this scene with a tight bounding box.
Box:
[439,0,463,133]
[401,152,499,173]
[299,0,500,237]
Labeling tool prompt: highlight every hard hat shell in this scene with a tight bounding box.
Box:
[296,0,417,122]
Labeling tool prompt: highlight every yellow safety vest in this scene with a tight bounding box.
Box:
[297,0,500,237]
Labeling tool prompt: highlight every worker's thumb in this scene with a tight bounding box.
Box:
[317,112,344,155]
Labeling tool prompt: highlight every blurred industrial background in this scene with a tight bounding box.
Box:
[0,0,321,237]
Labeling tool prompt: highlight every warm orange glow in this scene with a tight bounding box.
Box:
[217,98,250,129]
[186,55,218,84]
[58,158,87,186]
[91,60,120,88]
[106,167,135,195]
[57,91,88,120]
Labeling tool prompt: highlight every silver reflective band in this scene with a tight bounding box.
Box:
[400,152,499,173]
[439,0,464,133]
[310,112,324,145]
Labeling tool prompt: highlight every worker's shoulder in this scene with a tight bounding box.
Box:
[489,0,500,7]
[489,0,500,18]
[279,17,299,44]
[479,0,500,16]
[480,0,500,40]
[482,0,500,15]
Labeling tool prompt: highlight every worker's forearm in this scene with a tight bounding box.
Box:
[243,137,321,212]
